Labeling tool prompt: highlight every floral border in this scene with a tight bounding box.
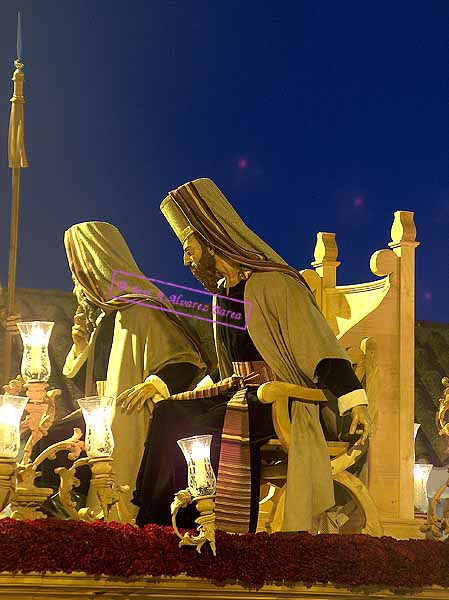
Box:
[1,519,449,590]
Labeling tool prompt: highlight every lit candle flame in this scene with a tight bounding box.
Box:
[29,325,48,346]
[0,404,21,426]
[191,440,208,461]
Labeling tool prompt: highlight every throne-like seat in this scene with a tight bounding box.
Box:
[215,210,420,539]
[256,379,381,536]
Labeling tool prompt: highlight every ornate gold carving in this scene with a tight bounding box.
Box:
[421,378,449,538]
[10,429,84,520]
[55,457,91,520]
[35,428,84,467]
[9,486,54,520]
[436,377,449,437]
[0,460,16,513]
[1,377,132,524]
[3,375,24,396]
[171,489,216,556]
[0,377,72,519]
[12,379,62,465]
[87,457,134,524]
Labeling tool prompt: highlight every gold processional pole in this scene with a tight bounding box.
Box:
[3,13,28,385]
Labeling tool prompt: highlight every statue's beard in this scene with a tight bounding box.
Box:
[189,253,219,293]
[75,287,101,335]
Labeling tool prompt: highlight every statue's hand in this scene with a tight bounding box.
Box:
[349,405,371,445]
[0,309,21,336]
[117,382,158,414]
[72,308,89,356]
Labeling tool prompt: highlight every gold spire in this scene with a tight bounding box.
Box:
[8,59,28,168]
[3,15,29,384]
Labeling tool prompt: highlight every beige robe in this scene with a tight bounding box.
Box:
[215,271,350,531]
[63,303,205,511]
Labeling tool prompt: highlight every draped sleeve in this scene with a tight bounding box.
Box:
[245,271,349,387]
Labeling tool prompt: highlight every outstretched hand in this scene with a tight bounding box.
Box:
[349,405,371,445]
[117,381,158,414]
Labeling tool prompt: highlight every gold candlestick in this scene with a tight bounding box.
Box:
[0,460,16,513]
[171,490,216,556]
[88,456,133,523]
[20,382,59,465]
[0,376,71,521]
[171,435,217,555]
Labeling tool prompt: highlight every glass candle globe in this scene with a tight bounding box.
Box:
[414,463,433,513]
[0,395,29,458]
[78,396,114,458]
[177,434,216,497]
[414,423,421,443]
[17,321,54,383]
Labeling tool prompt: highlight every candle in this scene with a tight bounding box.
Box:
[194,457,207,488]
[192,440,208,489]
[0,406,18,458]
[177,434,216,497]
[414,463,433,513]
[29,346,41,376]
[88,408,108,457]
[78,396,114,458]
[17,322,54,382]
[29,327,47,377]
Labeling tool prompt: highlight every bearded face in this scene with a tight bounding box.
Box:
[190,252,220,293]
[73,282,101,334]
[183,235,220,293]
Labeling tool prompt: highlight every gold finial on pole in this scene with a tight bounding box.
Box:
[3,13,29,385]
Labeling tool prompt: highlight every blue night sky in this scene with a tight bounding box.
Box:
[0,1,447,322]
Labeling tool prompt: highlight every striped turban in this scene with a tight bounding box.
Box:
[160,178,310,290]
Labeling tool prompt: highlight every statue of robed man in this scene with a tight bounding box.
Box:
[37,221,206,514]
[134,179,370,532]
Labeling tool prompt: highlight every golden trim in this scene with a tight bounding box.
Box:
[221,434,250,442]
[0,572,446,599]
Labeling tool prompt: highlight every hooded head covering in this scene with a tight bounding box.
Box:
[64,221,174,312]
[64,221,206,361]
[160,178,310,289]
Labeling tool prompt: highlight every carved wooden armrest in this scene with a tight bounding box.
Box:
[257,382,327,452]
